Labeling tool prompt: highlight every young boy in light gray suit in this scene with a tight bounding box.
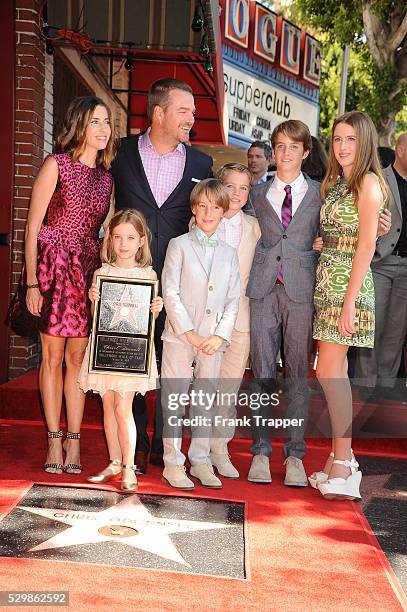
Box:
[161,179,240,490]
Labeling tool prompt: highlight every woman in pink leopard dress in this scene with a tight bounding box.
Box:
[24,96,116,475]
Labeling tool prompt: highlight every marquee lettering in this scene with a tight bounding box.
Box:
[223,0,321,87]
[225,0,249,49]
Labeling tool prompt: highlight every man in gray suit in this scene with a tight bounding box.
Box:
[246,120,321,487]
[356,132,407,401]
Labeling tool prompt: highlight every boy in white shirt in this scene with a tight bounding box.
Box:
[210,164,261,478]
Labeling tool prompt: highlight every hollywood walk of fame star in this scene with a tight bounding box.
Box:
[104,285,147,330]
[18,495,232,567]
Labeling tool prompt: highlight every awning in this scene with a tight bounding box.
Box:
[128,47,227,145]
[45,0,227,145]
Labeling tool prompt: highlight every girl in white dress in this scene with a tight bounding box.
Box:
[78,209,163,492]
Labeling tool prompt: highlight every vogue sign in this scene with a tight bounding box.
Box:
[224,0,321,86]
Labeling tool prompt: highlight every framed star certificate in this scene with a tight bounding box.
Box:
[89,275,158,376]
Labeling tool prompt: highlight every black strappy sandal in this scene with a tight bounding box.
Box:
[63,431,83,474]
[43,429,64,474]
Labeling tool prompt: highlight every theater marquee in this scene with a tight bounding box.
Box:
[224,63,319,145]
[221,0,321,147]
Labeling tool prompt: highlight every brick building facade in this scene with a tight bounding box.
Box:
[10,0,46,378]
[6,0,126,380]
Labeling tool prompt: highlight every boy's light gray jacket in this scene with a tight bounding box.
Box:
[246,176,322,304]
[161,228,241,344]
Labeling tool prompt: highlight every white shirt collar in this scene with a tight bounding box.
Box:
[273,172,306,193]
[221,211,242,227]
[254,172,268,185]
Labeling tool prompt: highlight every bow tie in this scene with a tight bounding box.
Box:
[198,235,218,248]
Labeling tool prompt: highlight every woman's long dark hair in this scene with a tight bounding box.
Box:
[56,96,117,169]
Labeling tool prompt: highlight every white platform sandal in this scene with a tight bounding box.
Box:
[317,456,362,501]
[308,451,334,489]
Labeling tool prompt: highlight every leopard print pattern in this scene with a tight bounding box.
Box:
[37,153,112,337]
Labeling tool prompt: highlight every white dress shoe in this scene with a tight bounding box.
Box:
[190,463,222,488]
[308,452,334,489]
[317,457,362,501]
[283,456,308,487]
[247,455,272,484]
[162,465,195,490]
[210,452,239,478]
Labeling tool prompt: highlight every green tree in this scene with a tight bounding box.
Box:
[291,0,407,144]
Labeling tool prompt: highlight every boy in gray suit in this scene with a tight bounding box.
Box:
[246,120,321,487]
[161,179,240,490]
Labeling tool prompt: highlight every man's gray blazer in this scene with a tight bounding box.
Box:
[373,165,403,264]
[246,176,322,303]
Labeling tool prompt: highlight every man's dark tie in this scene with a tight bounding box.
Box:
[276,184,292,284]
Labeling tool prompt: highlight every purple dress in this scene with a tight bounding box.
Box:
[36,153,112,337]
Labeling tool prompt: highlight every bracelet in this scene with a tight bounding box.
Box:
[26,283,39,289]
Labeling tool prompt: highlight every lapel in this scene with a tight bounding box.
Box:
[384,166,402,218]
[124,135,157,208]
[287,177,318,231]
[123,133,189,209]
[161,144,191,209]
[238,212,250,262]
[189,229,210,278]
[256,180,281,226]
[209,239,226,282]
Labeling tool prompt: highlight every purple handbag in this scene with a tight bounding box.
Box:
[6,268,39,338]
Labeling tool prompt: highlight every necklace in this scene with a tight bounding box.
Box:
[335,174,347,197]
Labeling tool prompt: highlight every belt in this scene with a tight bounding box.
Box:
[393,248,407,258]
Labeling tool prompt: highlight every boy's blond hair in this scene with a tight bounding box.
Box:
[190,178,229,213]
[217,163,254,188]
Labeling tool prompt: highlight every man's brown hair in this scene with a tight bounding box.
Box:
[147,78,193,120]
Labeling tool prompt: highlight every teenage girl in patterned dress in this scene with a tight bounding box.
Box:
[311,111,387,500]
[24,97,116,475]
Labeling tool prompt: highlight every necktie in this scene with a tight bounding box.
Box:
[276,184,292,284]
[198,235,218,247]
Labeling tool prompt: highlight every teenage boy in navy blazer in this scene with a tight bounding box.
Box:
[111,78,213,472]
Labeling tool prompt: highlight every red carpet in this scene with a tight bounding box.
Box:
[0,371,406,610]
[0,421,406,611]
[2,368,406,454]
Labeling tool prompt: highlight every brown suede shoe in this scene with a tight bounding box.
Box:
[134,450,148,475]
[284,456,308,487]
[150,451,164,467]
